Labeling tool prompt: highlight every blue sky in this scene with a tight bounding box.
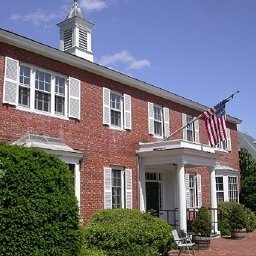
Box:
[1,0,255,138]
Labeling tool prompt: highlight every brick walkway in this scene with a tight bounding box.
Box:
[168,231,256,256]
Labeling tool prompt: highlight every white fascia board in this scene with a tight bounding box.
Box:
[0,29,241,125]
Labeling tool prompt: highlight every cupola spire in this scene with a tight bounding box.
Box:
[57,0,94,61]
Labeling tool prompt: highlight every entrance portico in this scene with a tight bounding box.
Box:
[137,139,218,233]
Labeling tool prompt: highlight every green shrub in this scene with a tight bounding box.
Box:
[191,206,211,237]
[83,209,174,256]
[229,203,247,230]
[245,208,256,232]
[0,144,81,256]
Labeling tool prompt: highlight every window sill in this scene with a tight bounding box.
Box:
[16,106,69,120]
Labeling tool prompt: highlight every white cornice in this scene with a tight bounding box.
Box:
[0,28,241,124]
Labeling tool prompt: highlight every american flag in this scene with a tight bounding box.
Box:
[202,99,229,146]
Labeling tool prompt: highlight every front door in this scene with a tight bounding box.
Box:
[146,181,160,214]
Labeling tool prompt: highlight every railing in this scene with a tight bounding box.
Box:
[159,207,220,235]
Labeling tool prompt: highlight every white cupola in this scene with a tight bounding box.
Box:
[57,0,94,62]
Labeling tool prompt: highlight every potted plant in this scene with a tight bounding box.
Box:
[191,206,212,250]
[229,203,247,240]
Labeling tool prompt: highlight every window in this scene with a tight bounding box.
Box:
[215,174,239,202]
[216,177,224,201]
[104,167,132,209]
[182,114,199,143]
[215,129,231,151]
[3,57,81,120]
[148,102,170,138]
[228,177,238,202]
[185,174,202,208]
[103,88,131,130]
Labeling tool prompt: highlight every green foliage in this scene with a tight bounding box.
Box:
[0,144,81,256]
[239,148,256,179]
[239,148,256,213]
[191,206,211,237]
[229,203,247,230]
[83,208,174,256]
[79,248,106,256]
[218,202,256,235]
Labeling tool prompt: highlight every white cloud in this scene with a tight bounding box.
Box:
[11,9,62,26]
[98,50,151,71]
[80,0,108,11]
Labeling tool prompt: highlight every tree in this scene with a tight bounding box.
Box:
[0,143,81,256]
[239,148,256,213]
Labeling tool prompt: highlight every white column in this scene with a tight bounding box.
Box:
[177,162,187,232]
[210,166,219,234]
[138,159,146,212]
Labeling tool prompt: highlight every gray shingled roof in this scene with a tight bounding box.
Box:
[239,131,256,159]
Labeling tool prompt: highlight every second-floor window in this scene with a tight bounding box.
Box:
[103,87,131,130]
[215,129,232,151]
[3,57,81,120]
[148,102,170,138]
[182,114,199,143]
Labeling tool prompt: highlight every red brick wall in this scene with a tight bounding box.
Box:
[0,42,240,220]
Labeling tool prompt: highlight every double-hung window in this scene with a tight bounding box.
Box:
[215,129,232,151]
[104,167,132,209]
[216,177,224,201]
[103,87,131,130]
[228,177,238,202]
[3,57,80,120]
[148,102,170,138]
[182,114,199,143]
[185,174,202,209]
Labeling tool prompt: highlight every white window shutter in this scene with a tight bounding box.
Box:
[163,107,170,138]
[103,87,110,125]
[185,174,190,208]
[195,119,200,143]
[182,113,187,141]
[3,57,19,105]
[227,128,232,151]
[148,102,154,135]
[124,94,132,130]
[197,174,202,208]
[125,169,132,209]
[104,167,112,209]
[68,77,80,119]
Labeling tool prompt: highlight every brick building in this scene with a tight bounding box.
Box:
[0,1,241,232]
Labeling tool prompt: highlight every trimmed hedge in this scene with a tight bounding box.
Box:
[0,143,81,256]
[83,209,174,256]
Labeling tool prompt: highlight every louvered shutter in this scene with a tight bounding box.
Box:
[124,94,132,130]
[163,107,170,138]
[194,119,200,143]
[104,167,112,209]
[3,57,19,105]
[185,174,190,208]
[125,169,132,209]
[148,102,154,135]
[227,128,232,151]
[182,113,187,140]
[103,87,110,125]
[68,77,80,119]
[197,174,202,208]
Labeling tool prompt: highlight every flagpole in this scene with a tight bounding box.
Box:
[164,90,240,141]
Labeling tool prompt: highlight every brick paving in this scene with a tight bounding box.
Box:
[168,231,256,256]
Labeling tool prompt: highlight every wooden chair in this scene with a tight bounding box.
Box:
[171,229,196,255]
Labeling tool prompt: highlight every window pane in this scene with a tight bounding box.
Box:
[154,121,162,136]
[111,110,121,127]
[228,177,238,202]
[186,115,195,142]
[55,76,65,95]
[18,87,30,107]
[153,106,163,136]
[35,71,51,92]
[112,170,122,209]
[20,66,31,86]
[35,91,51,112]
[55,96,65,115]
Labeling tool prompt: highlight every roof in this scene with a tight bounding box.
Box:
[0,28,241,125]
[238,131,256,159]
[13,134,83,158]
